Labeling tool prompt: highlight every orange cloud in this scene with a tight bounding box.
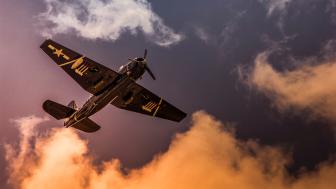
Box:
[248,52,336,122]
[5,112,336,189]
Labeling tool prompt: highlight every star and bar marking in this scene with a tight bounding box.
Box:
[47,44,89,76]
[48,44,70,60]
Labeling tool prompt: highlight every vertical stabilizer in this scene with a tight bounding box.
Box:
[67,100,77,110]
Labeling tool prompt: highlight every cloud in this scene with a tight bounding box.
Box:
[5,112,336,189]
[4,116,49,188]
[194,27,211,44]
[258,0,292,16]
[247,52,336,123]
[257,0,292,35]
[38,0,184,47]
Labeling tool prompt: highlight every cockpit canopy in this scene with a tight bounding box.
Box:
[118,59,138,72]
[135,57,144,61]
[117,51,155,80]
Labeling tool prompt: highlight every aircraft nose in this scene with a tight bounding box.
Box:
[136,57,144,61]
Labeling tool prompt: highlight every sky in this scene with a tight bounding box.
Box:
[1,0,336,188]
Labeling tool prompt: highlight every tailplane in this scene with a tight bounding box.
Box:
[71,118,101,133]
[43,100,100,133]
[43,100,76,120]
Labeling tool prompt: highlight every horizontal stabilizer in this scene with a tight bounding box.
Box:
[43,100,76,120]
[71,118,101,133]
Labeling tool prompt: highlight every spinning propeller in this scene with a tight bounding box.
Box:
[129,49,156,80]
[142,49,156,80]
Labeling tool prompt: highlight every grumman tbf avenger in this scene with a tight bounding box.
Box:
[40,39,186,133]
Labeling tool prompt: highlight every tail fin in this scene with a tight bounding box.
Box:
[43,100,76,120]
[67,100,77,110]
[71,118,101,133]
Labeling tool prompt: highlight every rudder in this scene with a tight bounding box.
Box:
[67,100,77,110]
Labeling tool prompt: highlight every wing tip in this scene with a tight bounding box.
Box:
[40,39,54,49]
[172,112,187,123]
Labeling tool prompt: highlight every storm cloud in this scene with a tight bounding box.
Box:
[5,112,336,189]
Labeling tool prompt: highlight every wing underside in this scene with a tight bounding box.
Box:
[110,81,187,122]
[40,39,120,95]
[71,118,101,133]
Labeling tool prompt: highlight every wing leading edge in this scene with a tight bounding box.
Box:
[40,39,120,95]
[110,81,187,122]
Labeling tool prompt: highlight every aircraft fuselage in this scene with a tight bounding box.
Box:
[64,60,143,127]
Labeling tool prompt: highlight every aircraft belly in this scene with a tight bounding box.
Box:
[88,77,133,116]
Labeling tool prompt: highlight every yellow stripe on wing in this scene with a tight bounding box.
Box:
[153,98,163,117]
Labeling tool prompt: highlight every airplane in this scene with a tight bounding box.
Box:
[40,39,186,133]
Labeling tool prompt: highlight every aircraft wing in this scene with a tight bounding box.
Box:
[111,81,187,122]
[40,39,121,95]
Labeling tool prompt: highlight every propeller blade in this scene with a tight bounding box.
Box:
[144,49,148,59]
[144,65,156,80]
